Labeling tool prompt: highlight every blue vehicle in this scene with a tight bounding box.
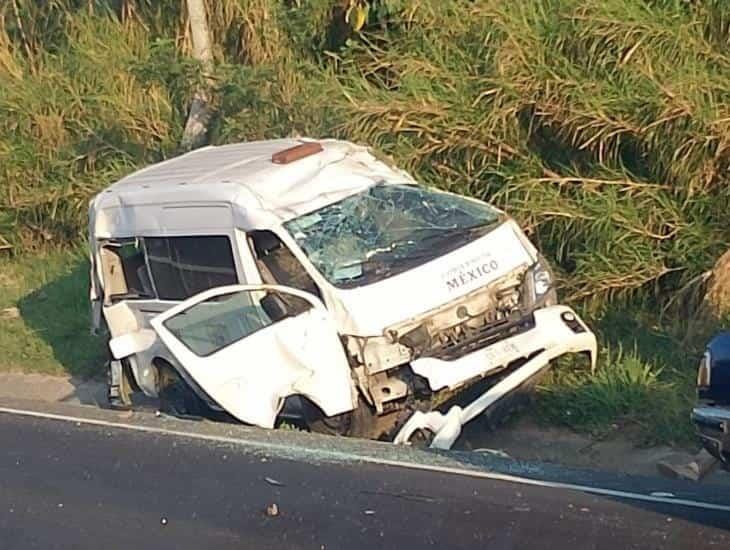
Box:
[692,331,730,468]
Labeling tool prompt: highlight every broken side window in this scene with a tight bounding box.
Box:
[249,230,322,300]
[100,240,155,303]
[144,236,238,301]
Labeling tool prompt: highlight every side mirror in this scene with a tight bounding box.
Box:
[260,292,290,322]
[260,291,312,322]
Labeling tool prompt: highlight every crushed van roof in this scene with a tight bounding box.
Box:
[90,138,414,238]
[91,139,414,235]
[109,139,321,191]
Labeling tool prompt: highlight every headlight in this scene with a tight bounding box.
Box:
[697,351,712,388]
[533,266,552,296]
[526,256,557,307]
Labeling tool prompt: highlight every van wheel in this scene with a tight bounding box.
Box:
[303,397,399,441]
[157,364,205,419]
[306,409,353,436]
[302,399,353,436]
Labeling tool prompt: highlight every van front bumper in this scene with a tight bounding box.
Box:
[692,404,730,465]
[393,305,597,449]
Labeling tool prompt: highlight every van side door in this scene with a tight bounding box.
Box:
[149,284,356,428]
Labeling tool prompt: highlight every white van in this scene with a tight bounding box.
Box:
[89,138,596,449]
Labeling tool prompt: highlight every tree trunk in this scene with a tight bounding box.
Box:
[10,0,35,74]
[181,0,215,151]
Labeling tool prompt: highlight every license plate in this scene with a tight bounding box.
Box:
[482,339,521,368]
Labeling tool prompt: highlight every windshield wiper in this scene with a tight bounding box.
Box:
[339,249,440,283]
[432,220,498,240]
[333,220,500,286]
[377,220,498,255]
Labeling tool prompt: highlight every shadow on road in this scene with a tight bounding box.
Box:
[0,372,106,407]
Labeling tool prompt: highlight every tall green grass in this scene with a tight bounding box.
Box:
[537,344,695,445]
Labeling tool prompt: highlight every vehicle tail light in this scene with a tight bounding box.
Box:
[698,352,712,388]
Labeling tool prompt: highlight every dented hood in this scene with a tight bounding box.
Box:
[331,221,536,336]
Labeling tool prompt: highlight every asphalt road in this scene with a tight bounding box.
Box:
[1,409,729,549]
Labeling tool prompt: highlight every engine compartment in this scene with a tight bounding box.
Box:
[345,266,535,415]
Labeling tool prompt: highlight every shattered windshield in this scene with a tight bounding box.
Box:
[284,184,501,288]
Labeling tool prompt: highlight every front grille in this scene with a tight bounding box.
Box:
[425,313,535,361]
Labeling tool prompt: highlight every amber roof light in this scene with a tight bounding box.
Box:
[271,142,324,164]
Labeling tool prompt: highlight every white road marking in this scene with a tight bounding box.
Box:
[2,405,729,513]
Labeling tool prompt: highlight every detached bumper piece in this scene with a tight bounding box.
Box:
[692,405,730,465]
[393,306,597,450]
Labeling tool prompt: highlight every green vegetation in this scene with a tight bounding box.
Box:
[0,249,104,378]
[0,0,728,445]
[537,344,695,445]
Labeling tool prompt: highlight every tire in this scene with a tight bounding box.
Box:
[157,363,205,419]
[304,405,353,436]
[303,396,396,440]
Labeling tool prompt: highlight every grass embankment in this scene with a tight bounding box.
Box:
[0,249,103,378]
[1,0,728,445]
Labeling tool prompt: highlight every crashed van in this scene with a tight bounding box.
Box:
[89,138,597,449]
